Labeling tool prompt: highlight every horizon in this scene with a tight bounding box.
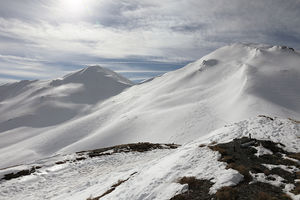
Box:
[0,0,300,83]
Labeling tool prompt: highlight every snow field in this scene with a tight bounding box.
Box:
[1,116,299,200]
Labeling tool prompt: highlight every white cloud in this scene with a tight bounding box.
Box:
[0,0,299,82]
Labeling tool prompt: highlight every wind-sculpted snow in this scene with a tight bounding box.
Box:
[0,43,300,168]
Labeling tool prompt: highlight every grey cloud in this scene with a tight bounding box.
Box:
[87,1,155,29]
[0,0,53,22]
[170,24,207,33]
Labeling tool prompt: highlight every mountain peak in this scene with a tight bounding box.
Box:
[0,66,134,139]
[78,65,113,75]
[59,65,133,86]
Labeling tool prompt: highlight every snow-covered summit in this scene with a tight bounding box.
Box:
[52,65,133,86]
[0,43,299,169]
[48,65,133,104]
[0,65,133,156]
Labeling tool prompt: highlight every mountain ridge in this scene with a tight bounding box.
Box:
[0,43,299,169]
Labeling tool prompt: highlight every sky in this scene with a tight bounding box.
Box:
[0,0,300,83]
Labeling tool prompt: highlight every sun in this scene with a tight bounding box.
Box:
[60,0,86,16]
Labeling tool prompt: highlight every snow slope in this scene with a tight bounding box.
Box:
[1,117,299,200]
[56,43,300,153]
[0,65,132,131]
[0,66,133,167]
[1,43,300,168]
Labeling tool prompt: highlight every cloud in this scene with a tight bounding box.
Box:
[0,0,299,82]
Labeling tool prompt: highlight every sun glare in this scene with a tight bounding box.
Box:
[60,0,86,16]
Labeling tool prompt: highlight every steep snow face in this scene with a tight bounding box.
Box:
[1,43,300,168]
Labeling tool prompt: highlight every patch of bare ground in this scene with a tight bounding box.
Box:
[77,142,180,158]
[170,177,213,200]
[87,172,137,200]
[170,137,299,199]
[170,177,292,200]
[208,137,298,199]
[288,118,300,124]
[258,115,274,121]
[169,137,299,199]
[1,166,41,181]
[1,143,178,182]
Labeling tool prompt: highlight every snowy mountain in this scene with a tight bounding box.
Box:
[1,117,299,200]
[0,66,133,167]
[0,65,133,131]
[0,43,300,169]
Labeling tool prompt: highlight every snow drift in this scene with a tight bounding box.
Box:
[0,43,300,168]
